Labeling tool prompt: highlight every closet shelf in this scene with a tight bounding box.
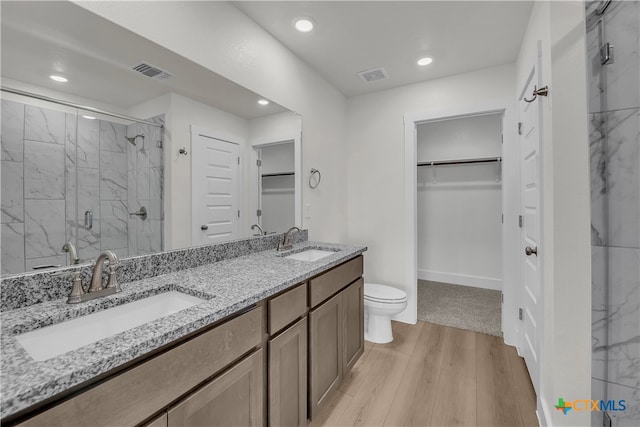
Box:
[418,156,501,167]
[261,172,295,178]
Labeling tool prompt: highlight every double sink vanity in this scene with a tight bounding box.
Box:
[0,231,367,426]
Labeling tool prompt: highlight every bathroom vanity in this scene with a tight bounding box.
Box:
[0,234,366,426]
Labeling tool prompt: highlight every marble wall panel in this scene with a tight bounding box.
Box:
[65,113,77,223]
[1,161,24,224]
[588,0,640,114]
[590,112,607,246]
[100,200,128,252]
[24,105,65,145]
[24,199,65,259]
[1,223,24,275]
[605,108,640,249]
[76,116,99,169]
[76,220,101,261]
[77,168,100,223]
[149,167,163,221]
[23,140,65,200]
[1,100,24,162]
[99,121,126,153]
[592,246,608,382]
[100,151,127,201]
[606,247,640,390]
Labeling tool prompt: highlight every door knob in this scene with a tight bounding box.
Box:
[201,225,208,231]
[525,246,538,256]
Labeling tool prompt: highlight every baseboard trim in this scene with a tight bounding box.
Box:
[418,269,502,291]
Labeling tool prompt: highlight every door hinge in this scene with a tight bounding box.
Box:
[501,214,504,224]
[237,210,240,218]
[501,294,504,303]
[501,134,504,144]
[256,209,262,217]
[518,122,523,135]
[237,157,240,165]
[256,159,262,167]
[519,308,524,321]
[519,215,524,228]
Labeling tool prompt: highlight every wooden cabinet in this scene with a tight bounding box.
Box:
[308,258,364,420]
[343,278,364,373]
[268,318,307,427]
[143,413,168,427]
[15,307,263,427]
[168,349,264,427]
[309,292,344,418]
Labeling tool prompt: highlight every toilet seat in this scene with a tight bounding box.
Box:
[364,283,407,303]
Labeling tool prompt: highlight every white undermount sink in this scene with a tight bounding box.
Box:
[16,291,205,361]
[284,249,337,262]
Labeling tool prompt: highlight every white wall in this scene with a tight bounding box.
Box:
[77,1,348,243]
[347,63,516,324]
[516,1,591,425]
[417,114,503,290]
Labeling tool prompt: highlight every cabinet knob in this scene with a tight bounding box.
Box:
[201,225,208,231]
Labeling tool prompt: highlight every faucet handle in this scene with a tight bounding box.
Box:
[52,270,85,304]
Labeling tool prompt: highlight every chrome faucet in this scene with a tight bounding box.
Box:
[89,250,120,293]
[62,241,80,265]
[277,226,301,251]
[250,224,265,236]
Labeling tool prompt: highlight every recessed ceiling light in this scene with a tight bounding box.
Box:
[294,18,314,33]
[417,57,433,66]
[82,115,96,120]
[257,99,270,106]
[49,75,68,83]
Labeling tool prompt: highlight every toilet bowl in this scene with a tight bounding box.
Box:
[364,283,408,344]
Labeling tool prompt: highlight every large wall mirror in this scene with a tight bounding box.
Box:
[0,1,302,276]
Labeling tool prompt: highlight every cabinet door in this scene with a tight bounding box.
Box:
[168,349,264,427]
[269,317,307,427]
[343,278,364,373]
[309,292,343,419]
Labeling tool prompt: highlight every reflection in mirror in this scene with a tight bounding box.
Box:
[258,143,295,234]
[0,1,302,276]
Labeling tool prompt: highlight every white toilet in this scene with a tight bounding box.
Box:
[364,283,408,344]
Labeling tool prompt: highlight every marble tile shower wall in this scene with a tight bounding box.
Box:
[126,116,164,256]
[0,100,164,275]
[588,1,640,426]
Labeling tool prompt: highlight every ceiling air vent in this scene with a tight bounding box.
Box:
[130,62,174,80]
[357,67,388,83]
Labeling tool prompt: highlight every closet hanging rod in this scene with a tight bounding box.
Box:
[261,172,295,178]
[417,156,501,167]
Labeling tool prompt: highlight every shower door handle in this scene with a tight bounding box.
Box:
[525,246,538,256]
[84,210,93,229]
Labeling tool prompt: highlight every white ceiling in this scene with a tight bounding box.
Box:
[234,1,533,97]
[0,1,287,119]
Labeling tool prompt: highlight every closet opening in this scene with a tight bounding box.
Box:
[415,113,504,337]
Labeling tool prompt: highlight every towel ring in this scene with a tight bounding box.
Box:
[309,168,321,189]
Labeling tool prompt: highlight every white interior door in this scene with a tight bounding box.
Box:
[518,47,543,395]
[191,128,241,245]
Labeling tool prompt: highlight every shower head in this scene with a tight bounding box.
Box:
[125,134,145,146]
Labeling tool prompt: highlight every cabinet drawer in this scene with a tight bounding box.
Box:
[16,307,263,427]
[309,255,363,308]
[268,283,307,335]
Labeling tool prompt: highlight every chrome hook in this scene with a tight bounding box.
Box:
[524,85,549,103]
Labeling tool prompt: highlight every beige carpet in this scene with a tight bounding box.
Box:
[417,280,502,337]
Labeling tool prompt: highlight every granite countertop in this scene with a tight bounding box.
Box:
[0,241,366,420]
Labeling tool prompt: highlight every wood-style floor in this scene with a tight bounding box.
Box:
[310,321,538,427]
